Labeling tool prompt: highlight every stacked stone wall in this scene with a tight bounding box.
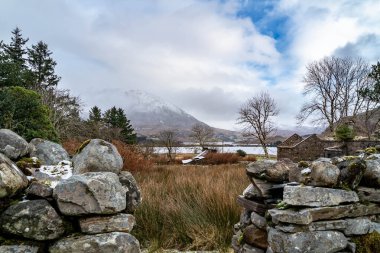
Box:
[232,153,380,253]
[0,129,142,253]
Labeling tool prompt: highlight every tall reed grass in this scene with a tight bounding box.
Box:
[132,164,249,252]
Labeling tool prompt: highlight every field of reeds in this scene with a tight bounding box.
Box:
[62,140,254,251]
[132,163,249,252]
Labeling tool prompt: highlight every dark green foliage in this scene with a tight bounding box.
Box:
[0,86,58,142]
[103,106,136,144]
[27,41,60,90]
[361,62,380,102]
[0,27,31,88]
[236,149,246,157]
[0,28,80,141]
[89,106,102,122]
[335,124,356,141]
[3,27,29,65]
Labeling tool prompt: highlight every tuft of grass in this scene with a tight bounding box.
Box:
[132,163,248,251]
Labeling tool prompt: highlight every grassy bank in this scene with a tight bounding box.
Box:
[132,163,249,252]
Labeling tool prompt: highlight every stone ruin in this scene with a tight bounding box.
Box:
[232,154,380,253]
[0,129,142,253]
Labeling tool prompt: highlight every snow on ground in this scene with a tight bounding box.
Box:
[29,159,73,188]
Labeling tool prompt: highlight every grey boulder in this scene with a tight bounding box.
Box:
[0,199,65,240]
[0,129,29,159]
[338,159,366,190]
[119,171,142,213]
[53,172,126,216]
[363,159,380,187]
[0,153,28,198]
[29,138,70,165]
[344,218,373,235]
[268,228,347,253]
[246,159,296,182]
[283,185,359,207]
[309,161,340,187]
[79,213,135,234]
[49,232,140,253]
[72,139,123,174]
[25,181,53,199]
[250,211,267,229]
[0,245,40,253]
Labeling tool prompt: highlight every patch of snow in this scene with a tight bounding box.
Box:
[301,168,311,175]
[124,90,185,115]
[33,160,73,188]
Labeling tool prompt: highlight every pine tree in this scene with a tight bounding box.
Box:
[103,107,136,144]
[0,27,30,88]
[89,106,102,122]
[27,41,60,91]
[4,27,29,66]
[103,106,119,127]
[116,108,136,144]
[363,61,380,102]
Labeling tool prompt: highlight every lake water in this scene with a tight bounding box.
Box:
[154,146,277,156]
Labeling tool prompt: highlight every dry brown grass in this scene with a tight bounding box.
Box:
[132,163,248,251]
[62,139,83,156]
[112,140,154,172]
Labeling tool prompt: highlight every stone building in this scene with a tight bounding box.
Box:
[277,134,380,162]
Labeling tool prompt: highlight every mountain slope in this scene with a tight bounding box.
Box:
[123,90,238,140]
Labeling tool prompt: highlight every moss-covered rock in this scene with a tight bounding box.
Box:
[338,159,366,190]
[16,157,41,176]
[298,161,309,168]
[351,231,380,253]
[365,147,377,155]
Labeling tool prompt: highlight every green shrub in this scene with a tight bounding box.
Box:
[236,149,247,157]
[0,86,58,142]
[335,124,355,141]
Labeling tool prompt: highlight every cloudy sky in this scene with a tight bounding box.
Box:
[1,0,380,130]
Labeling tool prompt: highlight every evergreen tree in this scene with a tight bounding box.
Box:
[4,27,29,66]
[103,106,136,144]
[0,86,58,142]
[116,108,136,144]
[103,106,119,127]
[89,106,102,122]
[0,27,30,88]
[27,41,60,91]
[362,61,380,102]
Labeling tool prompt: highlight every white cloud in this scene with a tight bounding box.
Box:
[1,0,380,131]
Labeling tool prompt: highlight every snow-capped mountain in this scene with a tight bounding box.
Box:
[123,90,238,140]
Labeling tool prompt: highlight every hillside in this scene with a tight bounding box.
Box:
[123,90,240,141]
[320,108,380,139]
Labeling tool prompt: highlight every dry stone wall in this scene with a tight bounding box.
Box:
[0,129,141,253]
[232,154,380,253]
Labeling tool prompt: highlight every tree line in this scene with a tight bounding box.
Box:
[0,27,136,143]
[237,56,380,157]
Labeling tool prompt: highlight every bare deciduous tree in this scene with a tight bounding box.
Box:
[158,130,179,162]
[297,56,374,132]
[237,91,279,158]
[190,123,214,149]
